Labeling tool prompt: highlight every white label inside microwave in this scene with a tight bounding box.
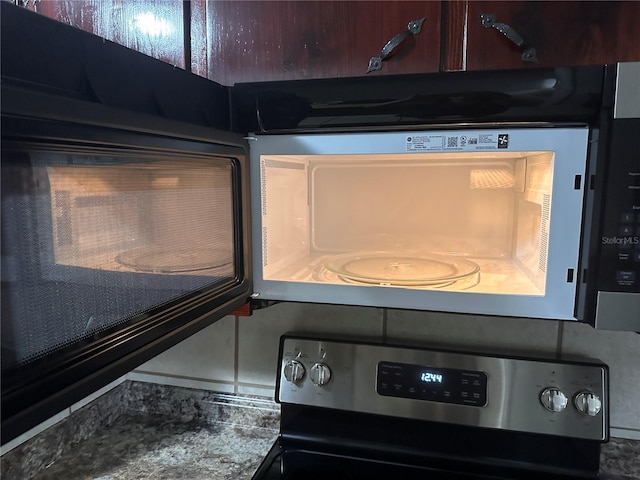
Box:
[405,133,508,152]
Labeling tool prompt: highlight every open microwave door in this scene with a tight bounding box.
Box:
[1,4,251,444]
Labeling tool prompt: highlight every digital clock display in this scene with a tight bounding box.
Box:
[420,371,444,384]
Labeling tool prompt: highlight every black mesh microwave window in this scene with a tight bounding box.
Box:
[1,155,236,369]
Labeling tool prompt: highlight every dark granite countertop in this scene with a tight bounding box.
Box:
[1,382,279,480]
[2,381,639,480]
[600,438,640,480]
[29,413,276,480]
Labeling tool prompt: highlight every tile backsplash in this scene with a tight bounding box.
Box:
[132,302,640,440]
[4,302,638,454]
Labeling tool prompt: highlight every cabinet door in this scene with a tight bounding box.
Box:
[458,1,640,71]
[33,0,185,68]
[191,1,442,85]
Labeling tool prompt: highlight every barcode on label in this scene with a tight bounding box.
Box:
[447,137,458,148]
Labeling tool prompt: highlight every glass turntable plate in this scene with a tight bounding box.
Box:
[116,246,232,273]
[323,252,480,286]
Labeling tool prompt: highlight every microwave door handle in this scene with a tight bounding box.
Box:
[367,17,426,73]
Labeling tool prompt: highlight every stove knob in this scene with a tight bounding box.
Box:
[310,363,332,386]
[540,387,568,412]
[574,391,602,416]
[283,360,305,384]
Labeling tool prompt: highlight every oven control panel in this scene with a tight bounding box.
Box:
[277,335,609,441]
[377,362,488,407]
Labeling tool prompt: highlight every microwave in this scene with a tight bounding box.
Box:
[1,4,638,443]
[235,67,639,328]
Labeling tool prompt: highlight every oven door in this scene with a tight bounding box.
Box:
[1,86,251,444]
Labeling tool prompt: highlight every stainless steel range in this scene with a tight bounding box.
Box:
[252,334,608,479]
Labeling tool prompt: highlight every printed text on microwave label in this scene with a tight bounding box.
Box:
[406,133,504,152]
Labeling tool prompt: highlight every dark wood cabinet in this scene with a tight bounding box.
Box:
[23,1,640,83]
[190,1,442,85]
[34,0,185,69]
[459,1,640,71]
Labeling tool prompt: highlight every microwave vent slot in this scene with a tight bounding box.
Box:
[469,167,516,189]
[262,226,269,267]
[539,194,551,273]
